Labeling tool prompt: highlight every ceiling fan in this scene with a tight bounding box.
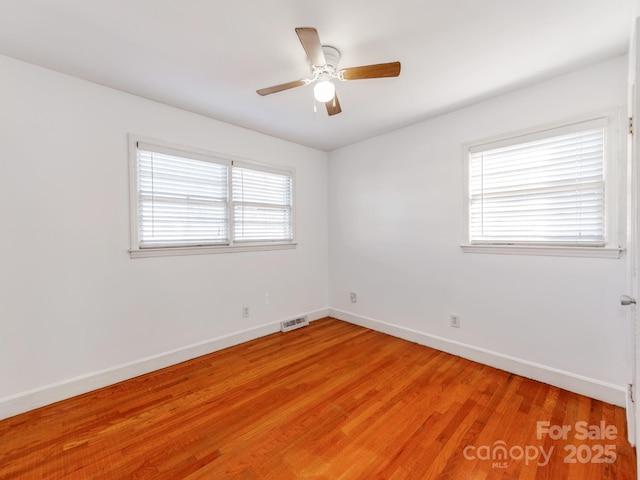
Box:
[256,27,401,116]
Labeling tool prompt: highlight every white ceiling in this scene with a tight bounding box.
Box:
[0,0,635,151]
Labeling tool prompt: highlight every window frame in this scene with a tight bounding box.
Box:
[128,135,296,258]
[461,111,624,259]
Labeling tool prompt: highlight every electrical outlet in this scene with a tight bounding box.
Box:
[450,314,460,328]
[242,306,250,318]
[350,292,357,303]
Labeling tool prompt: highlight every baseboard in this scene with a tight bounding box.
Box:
[0,308,329,421]
[330,308,626,407]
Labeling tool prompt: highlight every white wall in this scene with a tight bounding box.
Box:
[0,55,329,418]
[328,56,630,405]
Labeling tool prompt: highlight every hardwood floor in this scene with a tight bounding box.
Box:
[0,318,635,479]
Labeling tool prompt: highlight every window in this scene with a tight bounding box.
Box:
[463,115,621,258]
[232,164,293,242]
[129,137,295,257]
[136,143,229,248]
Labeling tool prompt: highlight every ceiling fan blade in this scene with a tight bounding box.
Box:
[295,27,326,67]
[256,79,308,96]
[339,61,401,80]
[325,94,342,116]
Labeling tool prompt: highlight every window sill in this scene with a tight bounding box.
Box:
[460,244,622,259]
[130,243,297,259]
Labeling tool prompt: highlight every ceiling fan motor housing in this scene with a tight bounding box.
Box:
[312,45,340,81]
[322,46,340,70]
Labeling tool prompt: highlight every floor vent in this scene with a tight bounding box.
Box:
[280,316,309,332]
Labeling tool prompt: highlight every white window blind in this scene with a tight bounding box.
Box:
[468,119,606,246]
[137,145,229,247]
[232,164,293,242]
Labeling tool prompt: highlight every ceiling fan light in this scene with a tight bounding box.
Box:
[313,80,335,102]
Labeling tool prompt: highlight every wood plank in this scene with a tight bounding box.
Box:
[0,318,635,479]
